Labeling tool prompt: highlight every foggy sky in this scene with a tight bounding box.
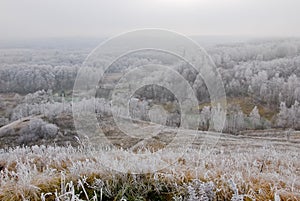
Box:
[1,0,300,39]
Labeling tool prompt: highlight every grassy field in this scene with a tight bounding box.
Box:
[0,128,299,201]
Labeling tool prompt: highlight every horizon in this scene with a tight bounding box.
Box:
[1,34,299,49]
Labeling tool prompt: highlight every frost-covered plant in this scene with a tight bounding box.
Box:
[0,142,299,200]
[186,180,215,201]
[41,123,59,138]
[228,179,243,201]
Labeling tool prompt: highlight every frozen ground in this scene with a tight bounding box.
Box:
[0,125,299,201]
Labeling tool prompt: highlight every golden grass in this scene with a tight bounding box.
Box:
[0,143,299,200]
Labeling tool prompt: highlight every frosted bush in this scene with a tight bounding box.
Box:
[41,123,59,138]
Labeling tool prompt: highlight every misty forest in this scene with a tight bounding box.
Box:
[0,37,299,200]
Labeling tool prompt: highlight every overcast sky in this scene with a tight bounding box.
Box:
[1,0,300,39]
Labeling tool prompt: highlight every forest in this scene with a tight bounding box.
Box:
[0,37,299,200]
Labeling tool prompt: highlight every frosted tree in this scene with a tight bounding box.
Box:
[259,83,268,102]
[249,106,261,129]
[244,67,253,81]
[294,87,300,102]
[236,110,245,132]
[290,101,300,129]
[224,105,245,134]
[277,102,289,128]
[199,106,211,131]
[286,74,299,106]
[251,71,268,94]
